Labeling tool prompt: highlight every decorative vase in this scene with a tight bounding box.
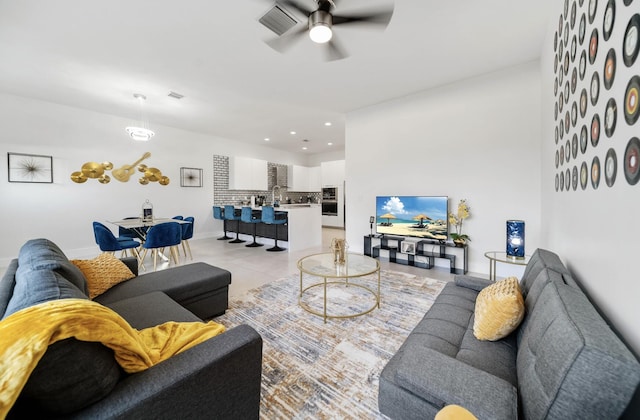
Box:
[453,239,466,247]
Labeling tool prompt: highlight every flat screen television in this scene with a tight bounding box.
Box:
[375,196,448,241]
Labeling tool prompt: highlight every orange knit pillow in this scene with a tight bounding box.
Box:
[473,276,525,341]
[71,253,135,299]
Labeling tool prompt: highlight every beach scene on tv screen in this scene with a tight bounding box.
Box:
[376,196,448,241]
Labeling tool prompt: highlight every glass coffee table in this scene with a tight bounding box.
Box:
[297,252,381,323]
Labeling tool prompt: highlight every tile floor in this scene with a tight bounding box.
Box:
[0,228,478,298]
[161,227,472,298]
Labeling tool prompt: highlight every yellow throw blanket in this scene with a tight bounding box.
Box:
[0,298,225,417]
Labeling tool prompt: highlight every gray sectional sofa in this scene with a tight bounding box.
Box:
[1,238,262,419]
[379,248,640,419]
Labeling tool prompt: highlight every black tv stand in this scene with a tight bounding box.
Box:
[364,235,468,274]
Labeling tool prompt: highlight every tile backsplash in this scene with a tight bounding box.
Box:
[213,155,321,205]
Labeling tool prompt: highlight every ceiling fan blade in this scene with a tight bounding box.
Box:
[265,25,308,53]
[325,37,348,61]
[278,0,313,17]
[332,9,394,26]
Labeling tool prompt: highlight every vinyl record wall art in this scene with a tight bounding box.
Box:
[552,0,640,191]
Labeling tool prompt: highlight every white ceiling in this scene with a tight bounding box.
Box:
[0,0,553,155]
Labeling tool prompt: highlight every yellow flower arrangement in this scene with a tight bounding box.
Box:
[449,199,471,243]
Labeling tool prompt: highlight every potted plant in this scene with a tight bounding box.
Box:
[449,199,471,247]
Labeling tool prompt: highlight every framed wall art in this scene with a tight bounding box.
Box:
[7,152,53,183]
[180,167,203,187]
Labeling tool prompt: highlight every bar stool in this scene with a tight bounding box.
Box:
[241,207,263,248]
[213,206,232,240]
[261,206,287,252]
[224,205,245,244]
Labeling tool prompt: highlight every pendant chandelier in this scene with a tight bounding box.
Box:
[125,93,155,141]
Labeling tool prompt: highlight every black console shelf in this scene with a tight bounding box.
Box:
[364,235,467,275]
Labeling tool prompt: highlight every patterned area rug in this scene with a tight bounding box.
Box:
[217,270,447,419]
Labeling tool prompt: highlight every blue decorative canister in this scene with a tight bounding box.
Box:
[506,220,525,258]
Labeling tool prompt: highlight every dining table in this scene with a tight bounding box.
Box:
[108,218,191,263]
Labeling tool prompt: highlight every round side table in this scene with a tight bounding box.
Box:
[484,251,531,281]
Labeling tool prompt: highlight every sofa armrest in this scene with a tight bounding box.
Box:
[71,324,262,420]
[120,257,139,276]
[395,342,517,420]
[454,274,493,292]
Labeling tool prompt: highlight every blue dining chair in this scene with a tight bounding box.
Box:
[224,205,245,244]
[261,206,287,252]
[180,216,195,259]
[241,207,263,248]
[93,222,141,262]
[172,215,184,220]
[141,222,182,271]
[213,206,232,240]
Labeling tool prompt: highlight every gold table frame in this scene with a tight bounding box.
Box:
[297,252,381,323]
[484,251,531,281]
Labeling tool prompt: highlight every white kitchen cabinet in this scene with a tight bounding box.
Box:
[308,166,321,191]
[288,165,321,192]
[320,160,345,186]
[229,157,267,190]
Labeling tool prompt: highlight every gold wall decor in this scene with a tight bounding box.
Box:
[70,152,170,186]
[138,165,170,185]
[70,161,113,184]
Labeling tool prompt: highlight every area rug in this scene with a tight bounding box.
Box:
[216,270,447,419]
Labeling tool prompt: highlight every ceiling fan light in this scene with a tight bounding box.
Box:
[309,10,333,44]
[126,126,155,141]
[309,24,332,43]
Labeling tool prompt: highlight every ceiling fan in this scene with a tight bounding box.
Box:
[262,0,394,61]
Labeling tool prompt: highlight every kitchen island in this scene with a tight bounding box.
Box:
[220,204,322,252]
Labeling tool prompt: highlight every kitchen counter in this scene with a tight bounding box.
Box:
[224,204,322,251]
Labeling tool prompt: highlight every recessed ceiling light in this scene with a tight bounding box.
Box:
[324,122,332,126]
[290,131,296,135]
[328,142,333,146]
[302,146,308,150]
[264,137,270,141]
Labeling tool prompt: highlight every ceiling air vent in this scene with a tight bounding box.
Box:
[168,91,184,99]
[259,5,298,36]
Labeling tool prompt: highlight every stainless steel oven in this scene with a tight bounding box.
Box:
[322,187,336,201]
[322,200,338,216]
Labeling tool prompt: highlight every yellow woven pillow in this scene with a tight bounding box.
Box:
[71,253,135,299]
[473,276,525,341]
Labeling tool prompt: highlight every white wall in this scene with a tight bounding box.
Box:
[540,3,640,353]
[0,93,308,264]
[345,62,542,276]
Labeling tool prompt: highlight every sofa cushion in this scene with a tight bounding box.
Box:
[17,238,88,296]
[0,259,18,317]
[17,339,123,414]
[4,245,122,415]
[71,253,135,299]
[517,282,640,419]
[3,266,87,318]
[519,249,577,298]
[408,282,518,387]
[95,262,231,319]
[106,291,202,329]
[473,277,524,341]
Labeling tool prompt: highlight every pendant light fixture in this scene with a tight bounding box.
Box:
[126,93,155,141]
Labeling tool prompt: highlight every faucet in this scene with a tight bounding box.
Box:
[272,185,281,206]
